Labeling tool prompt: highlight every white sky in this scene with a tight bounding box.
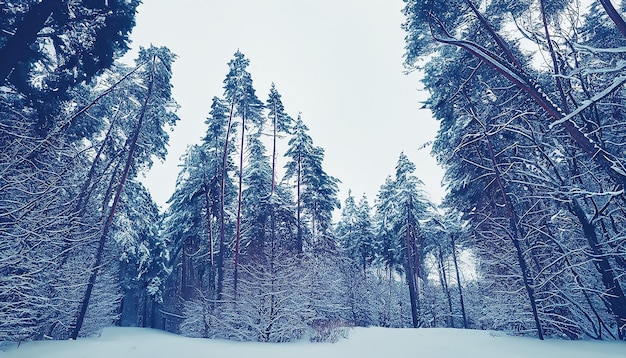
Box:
[126,0,445,210]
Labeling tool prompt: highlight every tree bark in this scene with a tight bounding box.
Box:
[486,135,545,340]
[203,174,216,291]
[69,55,156,340]
[464,91,545,339]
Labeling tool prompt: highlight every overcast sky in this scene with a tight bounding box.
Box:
[125,0,445,211]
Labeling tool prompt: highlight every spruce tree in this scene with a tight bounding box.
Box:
[374,153,431,328]
[284,114,339,252]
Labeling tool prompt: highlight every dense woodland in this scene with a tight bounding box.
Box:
[2,0,626,343]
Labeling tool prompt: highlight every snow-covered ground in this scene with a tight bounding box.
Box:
[1,327,624,358]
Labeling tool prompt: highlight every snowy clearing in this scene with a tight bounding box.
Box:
[1,327,624,358]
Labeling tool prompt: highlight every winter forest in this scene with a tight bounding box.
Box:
[2,0,626,346]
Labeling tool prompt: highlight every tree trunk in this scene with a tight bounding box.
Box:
[598,0,626,38]
[296,152,303,254]
[202,171,216,292]
[430,13,626,187]
[569,199,626,339]
[450,234,468,329]
[438,245,454,327]
[234,111,246,298]
[405,208,419,328]
[464,95,544,339]
[404,261,419,328]
[271,103,278,195]
[538,0,569,112]
[217,100,235,301]
[486,141,544,340]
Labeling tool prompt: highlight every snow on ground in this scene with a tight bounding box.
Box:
[1,327,624,358]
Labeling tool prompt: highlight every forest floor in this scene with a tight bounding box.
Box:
[0,325,624,358]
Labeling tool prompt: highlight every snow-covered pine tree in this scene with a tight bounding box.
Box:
[374,153,432,328]
[284,114,340,253]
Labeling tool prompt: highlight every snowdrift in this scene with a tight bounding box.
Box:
[1,326,624,358]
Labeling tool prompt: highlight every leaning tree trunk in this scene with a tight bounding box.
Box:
[569,199,626,339]
[484,129,544,340]
[463,92,545,339]
[469,111,544,339]
[69,56,156,340]
[428,9,626,188]
[598,0,626,38]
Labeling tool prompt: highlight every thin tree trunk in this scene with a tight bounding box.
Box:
[547,228,612,339]
[409,208,421,319]
[538,0,569,112]
[271,103,278,195]
[450,233,468,329]
[464,92,544,339]
[438,245,454,327]
[202,171,215,292]
[464,0,522,69]
[234,111,246,297]
[523,116,623,339]
[485,136,544,340]
[405,205,419,328]
[569,199,626,339]
[296,152,303,254]
[57,110,122,269]
[217,100,235,301]
[269,103,279,262]
[141,291,147,328]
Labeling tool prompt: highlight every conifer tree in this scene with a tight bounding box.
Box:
[241,131,273,255]
[284,114,339,252]
[337,192,375,275]
[375,153,432,328]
